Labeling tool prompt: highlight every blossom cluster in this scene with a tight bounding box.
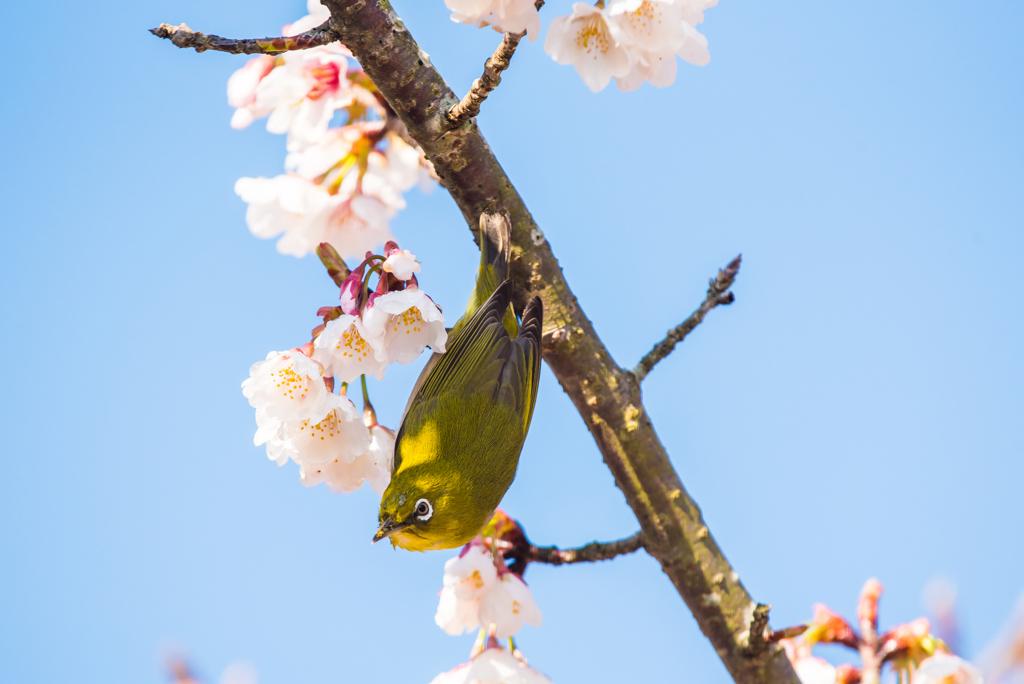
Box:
[429,520,550,684]
[782,579,984,684]
[435,542,543,639]
[242,242,444,494]
[230,0,433,259]
[545,0,717,92]
[448,0,717,92]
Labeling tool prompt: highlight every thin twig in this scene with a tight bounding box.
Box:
[633,255,741,381]
[445,33,525,129]
[767,624,809,643]
[529,531,644,566]
[444,1,545,130]
[149,20,340,55]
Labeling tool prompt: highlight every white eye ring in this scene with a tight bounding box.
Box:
[415,498,433,521]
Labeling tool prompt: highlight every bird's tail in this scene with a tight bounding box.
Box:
[456,212,517,337]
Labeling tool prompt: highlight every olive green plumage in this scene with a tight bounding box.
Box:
[374,218,543,552]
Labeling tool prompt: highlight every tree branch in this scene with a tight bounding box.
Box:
[633,255,741,382]
[154,2,799,681]
[529,531,644,566]
[445,0,545,130]
[150,20,340,55]
[315,3,797,683]
[314,4,797,682]
[445,32,526,131]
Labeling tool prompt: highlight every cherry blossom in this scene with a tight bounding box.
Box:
[242,349,331,426]
[911,653,984,684]
[446,0,542,41]
[299,446,373,493]
[365,424,395,494]
[429,646,553,684]
[283,0,332,36]
[284,123,370,181]
[544,4,631,93]
[232,48,352,148]
[435,545,499,636]
[275,393,369,466]
[382,248,421,281]
[235,175,394,259]
[434,544,542,638]
[608,0,710,92]
[363,288,447,365]
[312,313,388,382]
[227,55,275,129]
[479,572,543,639]
[547,0,717,92]
[791,656,838,684]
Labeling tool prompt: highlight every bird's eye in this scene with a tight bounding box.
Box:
[415,498,433,521]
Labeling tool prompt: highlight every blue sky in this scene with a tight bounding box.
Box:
[1,1,1022,683]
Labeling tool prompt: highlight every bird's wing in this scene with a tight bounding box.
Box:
[508,295,543,435]
[413,278,517,407]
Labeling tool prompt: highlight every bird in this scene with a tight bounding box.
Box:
[373,215,543,551]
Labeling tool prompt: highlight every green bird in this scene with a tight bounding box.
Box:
[373,217,543,552]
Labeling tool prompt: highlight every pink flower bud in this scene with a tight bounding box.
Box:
[805,604,861,648]
[836,664,862,684]
[858,578,884,629]
[879,617,932,656]
[381,247,421,281]
[339,269,364,315]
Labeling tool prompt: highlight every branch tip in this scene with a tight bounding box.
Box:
[150,20,340,55]
[444,0,546,130]
[768,624,810,643]
[633,255,743,381]
[528,531,644,567]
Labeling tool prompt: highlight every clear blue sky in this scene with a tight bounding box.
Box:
[1,1,1022,683]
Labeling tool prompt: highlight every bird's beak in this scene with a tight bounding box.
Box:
[372,516,413,544]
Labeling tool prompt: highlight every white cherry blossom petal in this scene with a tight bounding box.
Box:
[312,314,388,383]
[429,648,553,684]
[446,0,542,41]
[478,573,542,638]
[242,350,330,425]
[911,653,984,684]
[434,587,484,636]
[792,657,837,684]
[544,4,632,93]
[363,289,447,365]
[366,425,395,494]
[280,393,368,465]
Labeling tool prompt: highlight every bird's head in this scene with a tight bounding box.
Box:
[373,467,489,552]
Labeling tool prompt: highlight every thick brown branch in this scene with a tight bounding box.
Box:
[153,2,798,681]
[634,255,741,381]
[529,531,644,566]
[445,32,526,130]
[150,21,339,55]
[318,3,798,683]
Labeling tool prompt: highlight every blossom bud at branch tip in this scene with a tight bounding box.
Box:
[316,242,351,287]
[858,578,883,630]
[382,247,421,281]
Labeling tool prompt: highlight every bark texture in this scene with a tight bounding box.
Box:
[318,2,799,682]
